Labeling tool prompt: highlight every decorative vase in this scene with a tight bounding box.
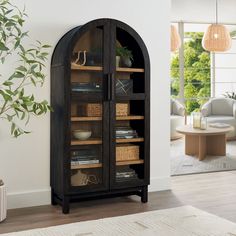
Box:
[0,180,7,222]
[192,112,202,129]
[116,56,121,67]
[122,57,132,67]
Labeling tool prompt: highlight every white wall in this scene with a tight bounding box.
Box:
[0,0,171,209]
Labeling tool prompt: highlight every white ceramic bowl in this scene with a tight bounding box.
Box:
[73,130,92,140]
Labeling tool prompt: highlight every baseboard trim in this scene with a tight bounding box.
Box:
[7,189,51,210]
[149,176,171,192]
[7,177,171,209]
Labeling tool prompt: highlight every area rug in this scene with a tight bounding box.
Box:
[2,206,236,236]
[171,139,236,175]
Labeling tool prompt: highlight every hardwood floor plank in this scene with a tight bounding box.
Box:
[1,171,236,234]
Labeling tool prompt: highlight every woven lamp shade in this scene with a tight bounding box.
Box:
[202,24,232,52]
[171,25,181,52]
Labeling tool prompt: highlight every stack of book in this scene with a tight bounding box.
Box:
[71,82,102,93]
[116,167,138,182]
[116,126,138,139]
[71,149,100,165]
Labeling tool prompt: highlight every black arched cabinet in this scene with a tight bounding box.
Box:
[51,19,150,214]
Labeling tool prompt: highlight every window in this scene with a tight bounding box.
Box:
[171,23,211,114]
[171,23,236,114]
[213,30,236,97]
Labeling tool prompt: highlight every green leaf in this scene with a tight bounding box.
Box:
[0,42,9,51]
[11,122,16,135]
[16,65,27,72]
[42,44,51,48]
[3,81,13,86]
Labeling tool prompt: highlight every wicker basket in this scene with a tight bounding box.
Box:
[116,144,139,161]
[83,103,129,117]
[116,103,129,116]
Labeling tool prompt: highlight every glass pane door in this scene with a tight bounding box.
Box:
[69,23,109,192]
[110,25,146,188]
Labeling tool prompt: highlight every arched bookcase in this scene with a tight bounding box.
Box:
[51,19,150,214]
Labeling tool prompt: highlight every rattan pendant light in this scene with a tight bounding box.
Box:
[202,0,232,52]
[171,25,181,52]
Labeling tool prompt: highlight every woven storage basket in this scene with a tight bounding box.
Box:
[0,181,7,222]
[116,103,129,116]
[83,103,129,117]
[116,144,139,161]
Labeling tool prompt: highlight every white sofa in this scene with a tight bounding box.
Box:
[201,97,236,139]
[171,99,186,140]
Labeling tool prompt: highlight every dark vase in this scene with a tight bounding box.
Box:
[122,57,132,67]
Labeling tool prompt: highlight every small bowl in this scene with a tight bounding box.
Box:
[73,130,92,140]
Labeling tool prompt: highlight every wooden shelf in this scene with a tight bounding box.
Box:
[116,115,144,120]
[71,117,102,121]
[71,115,144,122]
[116,67,144,73]
[71,64,103,71]
[116,160,144,166]
[71,163,102,169]
[116,138,144,143]
[71,139,102,146]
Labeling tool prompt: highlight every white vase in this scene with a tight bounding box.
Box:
[116,56,121,67]
[0,181,7,222]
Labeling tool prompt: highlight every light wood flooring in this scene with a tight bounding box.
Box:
[1,170,236,234]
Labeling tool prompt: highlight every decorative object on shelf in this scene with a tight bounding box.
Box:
[171,25,181,52]
[116,56,121,67]
[71,82,102,93]
[202,0,232,52]
[116,167,138,182]
[86,49,102,66]
[192,112,202,129]
[116,126,138,139]
[116,46,134,67]
[71,170,100,186]
[73,51,87,66]
[116,144,139,161]
[116,79,133,95]
[71,149,100,165]
[73,130,92,140]
[0,180,6,222]
[80,103,129,117]
[116,103,129,116]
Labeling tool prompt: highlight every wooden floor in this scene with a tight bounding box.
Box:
[1,170,236,234]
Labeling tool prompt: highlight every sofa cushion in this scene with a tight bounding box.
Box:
[172,100,185,116]
[170,115,185,139]
[211,98,234,116]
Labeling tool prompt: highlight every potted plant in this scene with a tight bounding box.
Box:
[0,0,51,222]
[116,46,134,67]
[224,92,236,100]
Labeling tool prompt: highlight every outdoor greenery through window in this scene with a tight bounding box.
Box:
[171,32,211,114]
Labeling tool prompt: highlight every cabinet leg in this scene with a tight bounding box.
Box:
[51,189,57,206]
[62,196,70,214]
[141,186,148,203]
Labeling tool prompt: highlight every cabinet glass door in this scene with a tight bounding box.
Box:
[69,22,110,192]
[110,24,147,189]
